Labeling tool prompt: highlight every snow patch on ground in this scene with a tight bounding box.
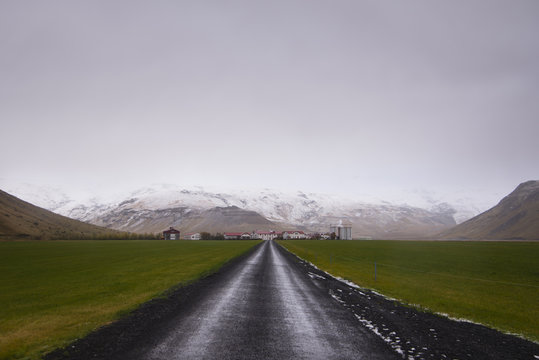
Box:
[305,255,537,348]
[307,272,326,281]
[353,314,406,358]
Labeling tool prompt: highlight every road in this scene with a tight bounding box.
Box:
[125,240,398,359]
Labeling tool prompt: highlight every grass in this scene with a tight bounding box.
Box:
[0,240,260,360]
[278,240,539,342]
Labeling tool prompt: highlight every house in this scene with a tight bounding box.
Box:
[224,232,242,240]
[163,227,180,240]
[282,230,307,239]
[253,231,279,241]
[329,220,353,240]
[183,232,201,240]
[224,232,252,240]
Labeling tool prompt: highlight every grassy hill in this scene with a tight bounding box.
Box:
[439,181,539,240]
[0,189,122,240]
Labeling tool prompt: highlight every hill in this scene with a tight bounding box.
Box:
[0,189,121,239]
[439,181,539,240]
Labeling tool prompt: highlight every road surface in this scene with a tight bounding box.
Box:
[125,240,398,359]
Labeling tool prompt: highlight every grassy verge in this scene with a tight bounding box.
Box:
[0,240,260,360]
[278,240,539,342]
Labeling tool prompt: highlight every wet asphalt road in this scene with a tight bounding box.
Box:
[126,240,398,359]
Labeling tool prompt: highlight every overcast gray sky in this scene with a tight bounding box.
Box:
[1,0,538,203]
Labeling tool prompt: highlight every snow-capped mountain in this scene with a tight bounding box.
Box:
[0,182,493,239]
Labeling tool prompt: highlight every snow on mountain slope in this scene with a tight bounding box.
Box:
[0,182,493,238]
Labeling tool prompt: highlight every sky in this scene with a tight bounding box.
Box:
[1,0,538,206]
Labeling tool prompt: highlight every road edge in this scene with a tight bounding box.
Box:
[275,241,539,359]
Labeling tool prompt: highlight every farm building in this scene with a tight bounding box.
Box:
[183,232,201,240]
[163,227,180,240]
[224,232,252,240]
[329,220,352,240]
[282,231,307,239]
[253,231,280,240]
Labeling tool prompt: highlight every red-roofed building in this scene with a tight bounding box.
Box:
[163,227,180,240]
[253,230,279,241]
[183,232,201,240]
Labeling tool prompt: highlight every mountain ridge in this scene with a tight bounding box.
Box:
[3,182,516,239]
[6,185,460,239]
[0,189,122,239]
[438,180,539,240]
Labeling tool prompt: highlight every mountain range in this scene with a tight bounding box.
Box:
[0,184,475,239]
[2,181,537,240]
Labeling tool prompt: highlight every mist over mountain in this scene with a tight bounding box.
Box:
[0,183,495,239]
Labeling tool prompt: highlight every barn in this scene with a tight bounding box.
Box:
[163,227,180,240]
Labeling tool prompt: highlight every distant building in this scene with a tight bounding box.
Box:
[282,230,307,239]
[224,232,243,240]
[224,232,252,240]
[253,231,279,240]
[163,227,180,240]
[183,232,201,240]
[329,220,352,240]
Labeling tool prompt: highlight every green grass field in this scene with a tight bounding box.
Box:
[279,240,539,342]
[0,240,260,360]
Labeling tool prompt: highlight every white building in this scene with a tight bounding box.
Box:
[183,232,201,240]
[224,232,252,240]
[329,220,353,240]
[253,231,280,240]
[282,231,307,239]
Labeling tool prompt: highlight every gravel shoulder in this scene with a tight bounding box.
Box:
[279,242,539,359]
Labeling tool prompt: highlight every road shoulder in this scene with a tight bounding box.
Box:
[276,242,539,359]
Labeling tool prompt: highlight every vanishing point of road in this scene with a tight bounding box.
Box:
[125,240,398,359]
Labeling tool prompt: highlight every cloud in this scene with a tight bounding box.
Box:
[1,0,537,202]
